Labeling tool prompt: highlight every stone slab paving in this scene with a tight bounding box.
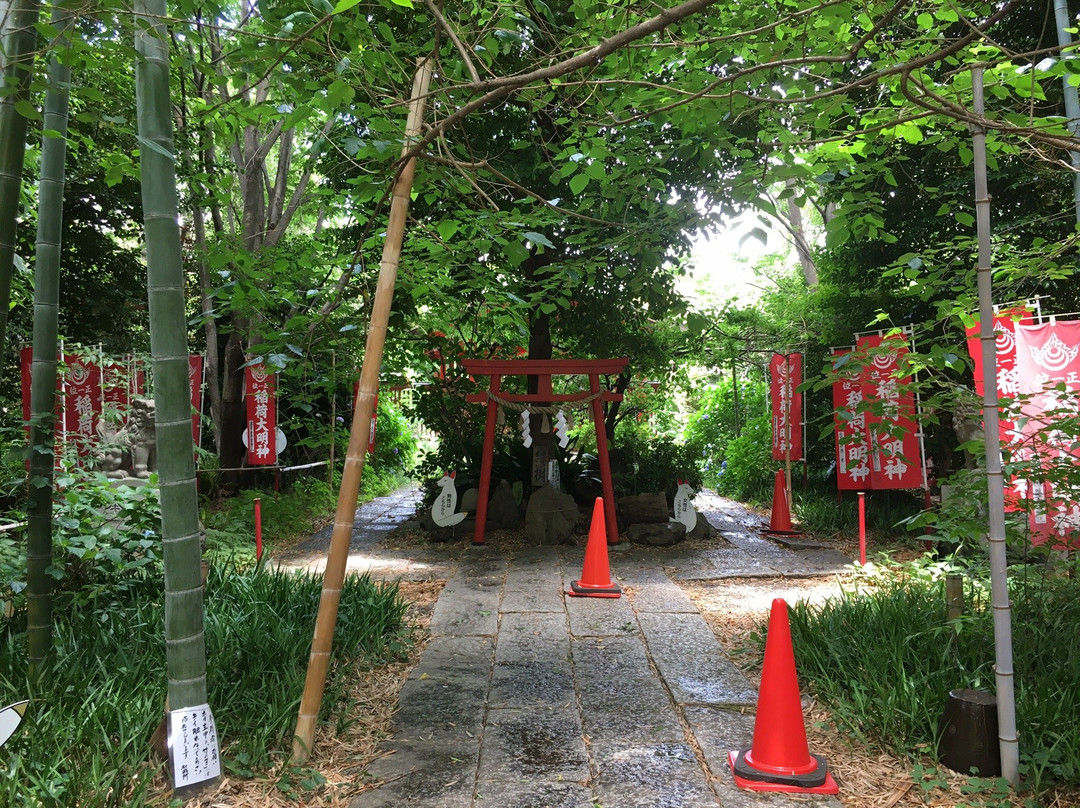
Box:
[351,534,845,808]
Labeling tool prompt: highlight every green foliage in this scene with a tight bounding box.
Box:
[715,414,774,503]
[767,559,1080,795]
[0,566,410,806]
[0,467,163,608]
[609,422,701,501]
[201,467,412,567]
[367,396,418,475]
[683,378,767,487]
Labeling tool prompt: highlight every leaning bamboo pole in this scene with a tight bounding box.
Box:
[292,57,432,762]
[971,66,1019,787]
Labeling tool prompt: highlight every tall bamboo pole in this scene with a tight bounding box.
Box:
[972,66,1019,787]
[0,0,41,361]
[26,0,76,677]
[292,57,432,762]
[135,1,217,796]
[1053,0,1080,223]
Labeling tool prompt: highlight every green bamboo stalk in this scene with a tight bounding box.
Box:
[134,0,214,792]
[25,0,76,678]
[0,0,41,361]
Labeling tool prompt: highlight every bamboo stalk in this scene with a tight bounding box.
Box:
[292,57,433,762]
[971,66,1019,787]
[26,0,76,678]
[0,0,41,360]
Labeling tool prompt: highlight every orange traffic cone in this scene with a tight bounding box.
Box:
[766,470,801,536]
[728,598,838,794]
[568,498,621,598]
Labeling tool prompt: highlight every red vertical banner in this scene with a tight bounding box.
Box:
[964,308,1031,399]
[62,355,101,460]
[963,309,1032,512]
[770,353,803,461]
[245,362,277,465]
[857,334,924,490]
[101,361,130,423]
[832,349,872,490]
[189,355,204,452]
[1012,320,1080,548]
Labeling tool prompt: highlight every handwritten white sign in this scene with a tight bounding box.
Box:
[169,703,221,789]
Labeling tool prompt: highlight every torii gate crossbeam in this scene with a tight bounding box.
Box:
[463,358,628,546]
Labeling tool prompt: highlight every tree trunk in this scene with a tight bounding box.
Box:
[25,0,75,677]
[0,0,41,366]
[784,186,818,289]
[134,0,215,792]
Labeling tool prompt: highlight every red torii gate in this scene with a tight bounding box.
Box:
[463,358,628,546]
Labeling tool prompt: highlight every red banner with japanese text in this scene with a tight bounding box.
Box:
[833,336,924,490]
[964,308,1032,400]
[102,361,130,424]
[963,309,1033,512]
[1012,320,1080,548]
[832,349,871,490]
[245,362,278,465]
[770,353,803,461]
[858,334,923,489]
[61,354,102,459]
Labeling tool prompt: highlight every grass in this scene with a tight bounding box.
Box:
[201,468,412,566]
[759,556,1080,801]
[0,565,411,807]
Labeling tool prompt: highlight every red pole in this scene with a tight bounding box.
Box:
[472,375,501,545]
[254,497,264,562]
[590,374,619,545]
[857,491,866,565]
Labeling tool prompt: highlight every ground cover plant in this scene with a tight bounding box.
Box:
[0,565,410,807]
[760,556,1080,804]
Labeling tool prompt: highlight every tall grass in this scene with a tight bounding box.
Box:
[772,560,1080,794]
[0,565,410,807]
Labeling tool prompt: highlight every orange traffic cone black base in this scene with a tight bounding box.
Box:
[729,598,838,795]
[765,470,802,536]
[727,750,837,794]
[568,497,621,598]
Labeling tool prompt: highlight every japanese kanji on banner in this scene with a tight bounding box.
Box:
[770,352,803,461]
[245,362,278,465]
[1012,320,1080,548]
[963,308,1032,512]
[19,350,205,469]
[832,335,924,491]
[964,308,1032,399]
[832,349,871,490]
[61,355,102,459]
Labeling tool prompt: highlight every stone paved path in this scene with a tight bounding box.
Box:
[282,487,853,807]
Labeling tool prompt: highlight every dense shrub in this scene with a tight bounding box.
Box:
[1,466,163,609]
[609,421,702,501]
[715,413,774,502]
[683,379,767,487]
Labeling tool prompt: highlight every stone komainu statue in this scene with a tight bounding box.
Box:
[94,398,157,480]
[129,398,156,479]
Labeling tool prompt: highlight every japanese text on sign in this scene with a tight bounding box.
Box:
[169,704,221,789]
